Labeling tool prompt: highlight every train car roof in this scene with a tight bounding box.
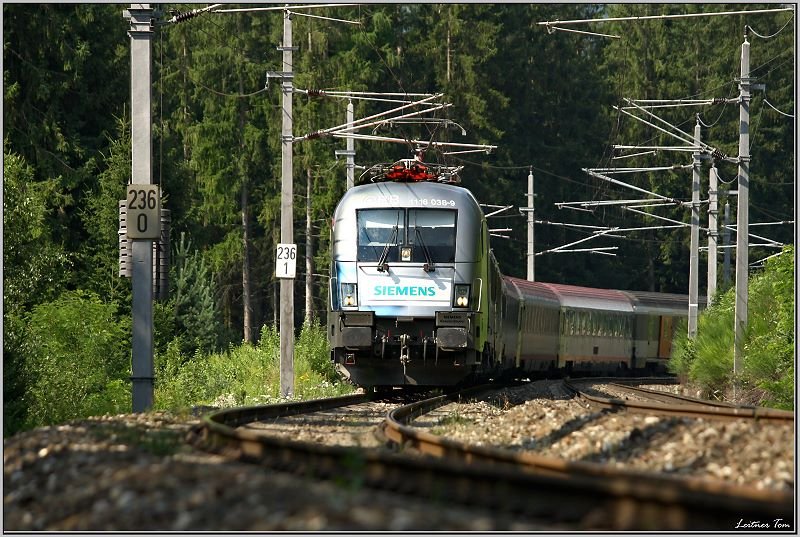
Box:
[504,276,560,306]
[503,278,698,316]
[538,282,634,313]
[621,290,699,315]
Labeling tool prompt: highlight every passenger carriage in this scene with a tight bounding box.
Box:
[623,290,697,372]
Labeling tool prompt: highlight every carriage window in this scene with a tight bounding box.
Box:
[357,209,404,262]
[408,209,456,263]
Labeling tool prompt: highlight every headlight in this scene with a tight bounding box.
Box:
[341,283,358,307]
[400,246,412,262]
[453,284,471,308]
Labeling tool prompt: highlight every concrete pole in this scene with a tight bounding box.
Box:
[280,10,295,398]
[688,121,701,339]
[734,33,751,390]
[127,4,154,412]
[707,166,719,304]
[346,100,355,190]
[723,201,731,287]
[527,169,535,281]
[305,169,314,325]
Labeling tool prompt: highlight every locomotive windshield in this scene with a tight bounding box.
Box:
[357,208,456,263]
[408,209,456,262]
[357,209,404,262]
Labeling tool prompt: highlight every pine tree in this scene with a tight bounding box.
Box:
[171,233,223,356]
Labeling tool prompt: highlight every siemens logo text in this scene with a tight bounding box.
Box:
[373,286,437,297]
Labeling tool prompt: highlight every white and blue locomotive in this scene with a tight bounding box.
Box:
[327,162,691,388]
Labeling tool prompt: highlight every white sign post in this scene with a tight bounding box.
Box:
[126,184,161,240]
[276,243,297,279]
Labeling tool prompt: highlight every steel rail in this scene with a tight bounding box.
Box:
[203,392,373,427]
[188,391,383,467]
[565,380,794,423]
[608,382,738,407]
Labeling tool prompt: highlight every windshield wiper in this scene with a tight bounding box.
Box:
[377,224,398,272]
[415,228,435,272]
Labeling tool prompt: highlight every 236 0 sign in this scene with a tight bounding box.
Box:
[126,184,161,239]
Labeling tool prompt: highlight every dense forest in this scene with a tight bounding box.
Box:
[4,4,794,433]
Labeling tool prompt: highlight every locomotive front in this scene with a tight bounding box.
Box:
[327,178,489,388]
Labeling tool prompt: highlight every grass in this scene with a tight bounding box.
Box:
[153,322,357,412]
[434,409,473,428]
[86,423,188,456]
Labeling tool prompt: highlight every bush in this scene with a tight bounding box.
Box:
[742,246,794,408]
[296,320,339,384]
[668,319,693,380]
[22,291,130,427]
[670,245,794,408]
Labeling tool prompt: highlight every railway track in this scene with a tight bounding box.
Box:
[565,378,794,423]
[188,380,794,530]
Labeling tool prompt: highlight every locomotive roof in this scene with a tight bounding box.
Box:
[336,180,480,211]
[331,180,485,263]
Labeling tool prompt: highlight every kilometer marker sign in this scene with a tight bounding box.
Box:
[126,184,161,239]
[276,243,297,279]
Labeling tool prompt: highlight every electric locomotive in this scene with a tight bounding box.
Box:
[327,160,694,388]
[327,160,495,387]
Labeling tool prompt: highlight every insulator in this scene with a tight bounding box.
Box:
[711,148,727,161]
[118,200,131,278]
[174,10,197,23]
[307,89,322,97]
[712,97,726,105]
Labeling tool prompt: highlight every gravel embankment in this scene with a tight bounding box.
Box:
[418,380,794,490]
[5,381,793,530]
[3,412,548,531]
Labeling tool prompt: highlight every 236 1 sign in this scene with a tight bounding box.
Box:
[276,243,297,279]
[126,184,161,239]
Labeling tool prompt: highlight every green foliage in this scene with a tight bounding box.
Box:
[170,232,224,356]
[79,115,132,304]
[154,323,353,411]
[742,246,794,408]
[4,4,130,267]
[667,320,693,380]
[595,4,794,292]
[21,291,131,428]
[3,146,72,435]
[670,246,794,408]
[3,146,72,311]
[295,321,340,386]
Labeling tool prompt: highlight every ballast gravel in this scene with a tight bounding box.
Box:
[3,412,545,532]
[420,380,794,491]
